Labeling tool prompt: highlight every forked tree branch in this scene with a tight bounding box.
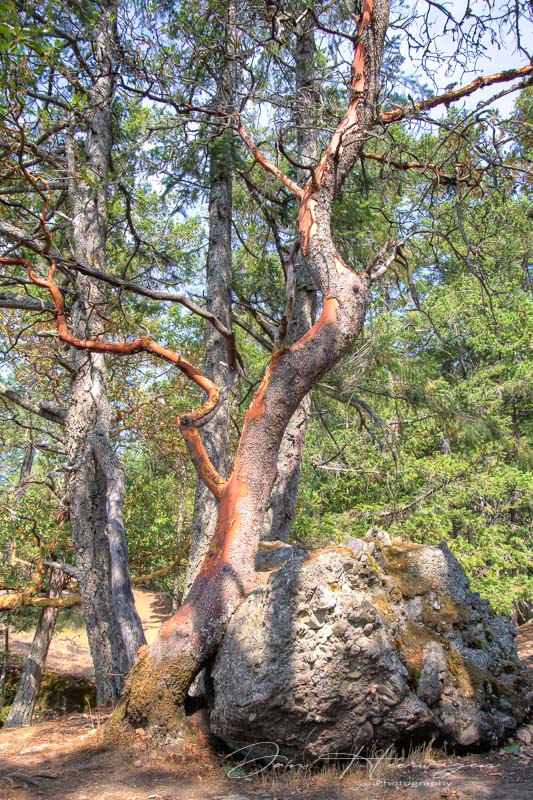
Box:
[0,217,239,371]
[361,151,473,185]
[0,254,229,501]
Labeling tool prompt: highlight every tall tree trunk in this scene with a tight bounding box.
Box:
[4,569,63,728]
[172,461,188,610]
[185,1,236,590]
[262,18,318,542]
[109,0,389,738]
[66,0,145,703]
[4,442,35,565]
[1,442,37,698]
[0,621,9,700]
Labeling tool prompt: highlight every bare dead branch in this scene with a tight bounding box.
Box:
[0,292,55,312]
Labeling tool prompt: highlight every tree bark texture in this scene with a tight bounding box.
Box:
[4,568,63,727]
[65,0,145,702]
[112,0,390,736]
[172,462,188,610]
[1,442,36,697]
[185,2,236,590]
[262,18,318,542]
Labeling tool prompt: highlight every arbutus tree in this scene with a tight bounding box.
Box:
[1,0,531,738]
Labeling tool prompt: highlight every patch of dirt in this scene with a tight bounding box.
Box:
[1,605,531,799]
[0,713,532,800]
[0,712,228,800]
[8,589,172,679]
[516,620,533,671]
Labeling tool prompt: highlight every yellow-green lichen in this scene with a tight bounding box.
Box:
[382,546,435,598]
[396,619,439,688]
[419,594,471,630]
[104,650,195,745]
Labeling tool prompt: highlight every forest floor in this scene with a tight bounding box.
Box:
[1,596,531,800]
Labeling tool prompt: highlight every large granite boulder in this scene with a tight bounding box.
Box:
[209,536,531,761]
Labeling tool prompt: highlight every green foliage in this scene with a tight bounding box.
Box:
[0,2,530,633]
[292,101,533,620]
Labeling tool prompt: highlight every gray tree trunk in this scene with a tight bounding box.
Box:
[185,2,236,590]
[4,442,35,565]
[172,461,188,610]
[65,0,144,702]
[4,569,63,727]
[1,441,37,698]
[0,623,8,698]
[262,19,317,542]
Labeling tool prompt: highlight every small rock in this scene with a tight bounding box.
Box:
[516,727,532,745]
[333,619,349,637]
[133,759,142,767]
[214,796,253,800]
[363,623,374,636]
[417,642,447,706]
[346,537,364,555]
[365,527,391,545]
[313,585,337,611]
[306,611,324,630]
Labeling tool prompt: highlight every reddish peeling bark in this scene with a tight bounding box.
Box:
[110,0,391,734]
[7,0,391,736]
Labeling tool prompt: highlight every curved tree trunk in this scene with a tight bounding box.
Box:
[110,0,389,737]
[4,569,63,728]
[185,1,236,590]
[65,0,144,702]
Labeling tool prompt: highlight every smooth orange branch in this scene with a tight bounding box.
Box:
[235,118,304,200]
[180,427,227,501]
[0,254,227,499]
[19,256,217,398]
[298,0,374,254]
[382,65,533,124]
